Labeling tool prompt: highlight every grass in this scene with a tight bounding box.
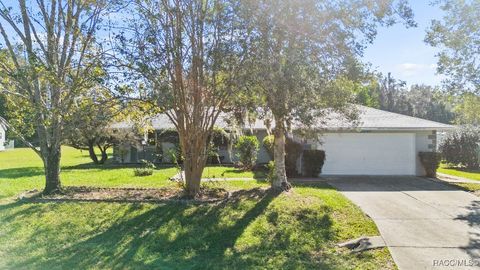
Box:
[0,147,395,269]
[202,165,267,179]
[0,147,178,200]
[455,183,480,193]
[438,165,480,181]
[437,164,480,196]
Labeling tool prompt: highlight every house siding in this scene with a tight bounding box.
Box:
[113,128,437,177]
[415,131,436,176]
[0,125,5,151]
[114,129,272,165]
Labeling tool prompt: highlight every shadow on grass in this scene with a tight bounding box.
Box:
[4,188,278,269]
[0,187,352,269]
[0,163,172,180]
[0,167,44,179]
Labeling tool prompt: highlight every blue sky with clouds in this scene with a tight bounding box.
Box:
[363,1,445,87]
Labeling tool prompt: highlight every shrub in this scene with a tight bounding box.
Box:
[133,159,155,176]
[234,135,260,170]
[418,152,441,177]
[262,135,274,159]
[262,134,302,176]
[302,150,326,177]
[439,127,480,169]
[207,141,222,164]
[209,127,230,147]
[285,137,303,177]
[266,160,276,183]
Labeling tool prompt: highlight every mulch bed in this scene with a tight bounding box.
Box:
[19,186,230,203]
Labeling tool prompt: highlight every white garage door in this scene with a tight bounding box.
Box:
[318,133,416,175]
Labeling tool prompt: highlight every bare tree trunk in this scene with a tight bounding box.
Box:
[272,118,291,191]
[183,157,204,197]
[88,141,100,164]
[180,133,208,197]
[43,146,62,194]
[98,146,108,164]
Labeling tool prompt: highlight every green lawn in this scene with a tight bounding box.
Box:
[0,147,179,200]
[438,165,480,181]
[455,182,480,193]
[202,165,267,179]
[0,147,395,269]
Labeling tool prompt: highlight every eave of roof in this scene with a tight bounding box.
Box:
[111,105,456,131]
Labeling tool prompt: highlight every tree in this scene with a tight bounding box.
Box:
[407,84,455,124]
[0,0,109,194]
[454,93,480,125]
[439,127,479,169]
[377,72,412,115]
[118,0,246,196]
[65,88,122,164]
[425,0,480,93]
[239,0,415,190]
[354,73,456,124]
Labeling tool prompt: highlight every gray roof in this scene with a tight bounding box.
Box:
[112,105,454,131]
[321,105,455,131]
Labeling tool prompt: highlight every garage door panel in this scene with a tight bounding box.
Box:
[319,133,415,175]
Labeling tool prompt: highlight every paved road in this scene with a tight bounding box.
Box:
[327,176,480,270]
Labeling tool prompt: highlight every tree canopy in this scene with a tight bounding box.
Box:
[237,0,415,189]
[426,0,480,93]
[0,0,111,194]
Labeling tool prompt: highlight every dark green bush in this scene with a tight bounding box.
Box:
[285,138,303,177]
[302,150,326,177]
[209,127,230,147]
[418,152,441,177]
[134,159,155,176]
[439,127,479,169]
[157,129,180,144]
[234,135,260,170]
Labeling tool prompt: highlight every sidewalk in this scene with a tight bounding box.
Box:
[170,171,259,182]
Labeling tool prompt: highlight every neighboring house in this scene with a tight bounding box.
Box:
[112,105,454,176]
[0,117,6,151]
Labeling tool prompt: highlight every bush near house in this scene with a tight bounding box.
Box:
[419,152,441,177]
[133,159,156,176]
[285,138,303,177]
[235,135,260,170]
[263,135,303,177]
[262,135,274,159]
[303,150,326,177]
[439,128,480,169]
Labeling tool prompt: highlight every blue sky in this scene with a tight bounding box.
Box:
[363,1,445,87]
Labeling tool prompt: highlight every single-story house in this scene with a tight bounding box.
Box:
[112,105,454,176]
[0,117,6,151]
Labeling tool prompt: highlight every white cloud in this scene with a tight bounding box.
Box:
[396,63,436,77]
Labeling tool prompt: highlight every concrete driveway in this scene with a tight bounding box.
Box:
[326,176,480,270]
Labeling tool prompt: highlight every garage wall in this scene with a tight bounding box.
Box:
[312,132,417,175]
[415,131,436,176]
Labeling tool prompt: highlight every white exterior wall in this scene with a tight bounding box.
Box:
[415,131,434,176]
[0,125,5,151]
